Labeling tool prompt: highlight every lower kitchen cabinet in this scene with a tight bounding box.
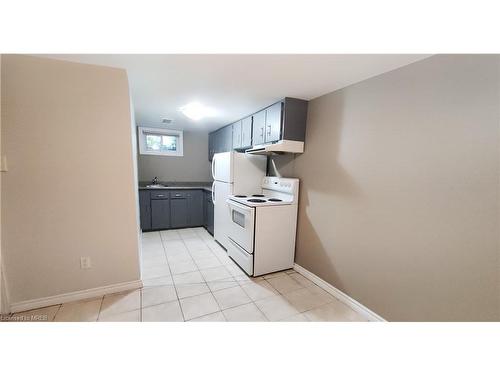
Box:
[170,196,188,228]
[139,190,151,230]
[151,198,170,230]
[187,190,204,227]
[140,188,211,232]
[204,190,214,235]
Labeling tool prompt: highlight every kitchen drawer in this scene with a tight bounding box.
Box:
[227,237,253,276]
[150,191,170,200]
[170,190,187,199]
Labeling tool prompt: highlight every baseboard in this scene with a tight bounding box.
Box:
[1,265,10,315]
[293,263,386,322]
[10,279,143,314]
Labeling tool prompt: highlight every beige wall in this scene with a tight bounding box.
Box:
[138,130,211,182]
[0,53,4,313]
[1,55,141,304]
[292,55,500,321]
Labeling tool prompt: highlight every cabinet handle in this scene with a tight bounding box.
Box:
[157,194,165,197]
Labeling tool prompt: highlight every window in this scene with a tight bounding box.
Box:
[138,127,183,157]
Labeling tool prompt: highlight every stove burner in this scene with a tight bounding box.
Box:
[234,195,247,198]
[268,198,282,202]
[247,198,266,203]
[252,194,265,197]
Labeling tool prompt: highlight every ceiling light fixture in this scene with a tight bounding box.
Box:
[179,102,216,121]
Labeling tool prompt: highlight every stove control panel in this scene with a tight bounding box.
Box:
[262,177,299,194]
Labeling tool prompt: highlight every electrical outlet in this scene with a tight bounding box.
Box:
[80,257,92,269]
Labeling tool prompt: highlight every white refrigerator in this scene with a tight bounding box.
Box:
[211,151,267,250]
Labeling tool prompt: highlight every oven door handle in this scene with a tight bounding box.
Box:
[226,199,253,213]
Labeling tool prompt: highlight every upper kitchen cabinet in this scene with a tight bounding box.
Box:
[232,120,242,149]
[264,101,282,143]
[255,98,308,146]
[252,110,266,146]
[219,124,233,151]
[280,97,308,142]
[241,116,252,149]
[208,131,215,161]
[208,124,233,161]
[233,116,252,150]
[210,97,307,158]
[247,97,308,154]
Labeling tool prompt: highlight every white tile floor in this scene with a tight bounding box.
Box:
[4,227,368,322]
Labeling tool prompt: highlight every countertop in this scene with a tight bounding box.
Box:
[138,181,213,193]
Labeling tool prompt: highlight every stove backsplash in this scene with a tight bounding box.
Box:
[267,154,296,178]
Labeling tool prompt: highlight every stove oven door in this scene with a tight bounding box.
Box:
[226,199,255,254]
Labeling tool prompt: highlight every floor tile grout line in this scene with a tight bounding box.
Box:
[52,304,62,322]
[188,300,257,322]
[175,229,216,320]
[178,227,235,319]
[96,296,104,322]
[15,228,324,322]
[159,231,185,321]
[191,230,269,321]
[238,280,273,321]
[249,277,309,321]
[255,283,348,320]
[222,301,267,322]
[141,227,361,322]
[230,278,270,321]
[178,230,220,285]
[139,287,143,322]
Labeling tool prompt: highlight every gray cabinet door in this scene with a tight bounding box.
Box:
[220,125,233,151]
[217,128,225,152]
[151,199,170,230]
[208,132,215,161]
[212,129,220,154]
[252,110,266,145]
[187,190,204,226]
[170,197,188,228]
[232,121,242,149]
[203,191,208,228]
[205,193,214,235]
[265,101,282,143]
[139,190,151,230]
[241,116,252,148]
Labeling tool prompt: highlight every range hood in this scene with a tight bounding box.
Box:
[245,140,304,155]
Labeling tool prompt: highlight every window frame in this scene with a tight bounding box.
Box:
[138,126,184,157]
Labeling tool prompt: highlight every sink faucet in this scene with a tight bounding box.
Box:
[152,176,158,185]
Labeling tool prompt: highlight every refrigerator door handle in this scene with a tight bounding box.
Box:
[211,154,216,180]
[212,182,216,204]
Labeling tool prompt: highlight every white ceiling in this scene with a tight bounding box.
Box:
[41,54,430,132]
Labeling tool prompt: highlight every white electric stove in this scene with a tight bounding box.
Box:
[226,177,299,276]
